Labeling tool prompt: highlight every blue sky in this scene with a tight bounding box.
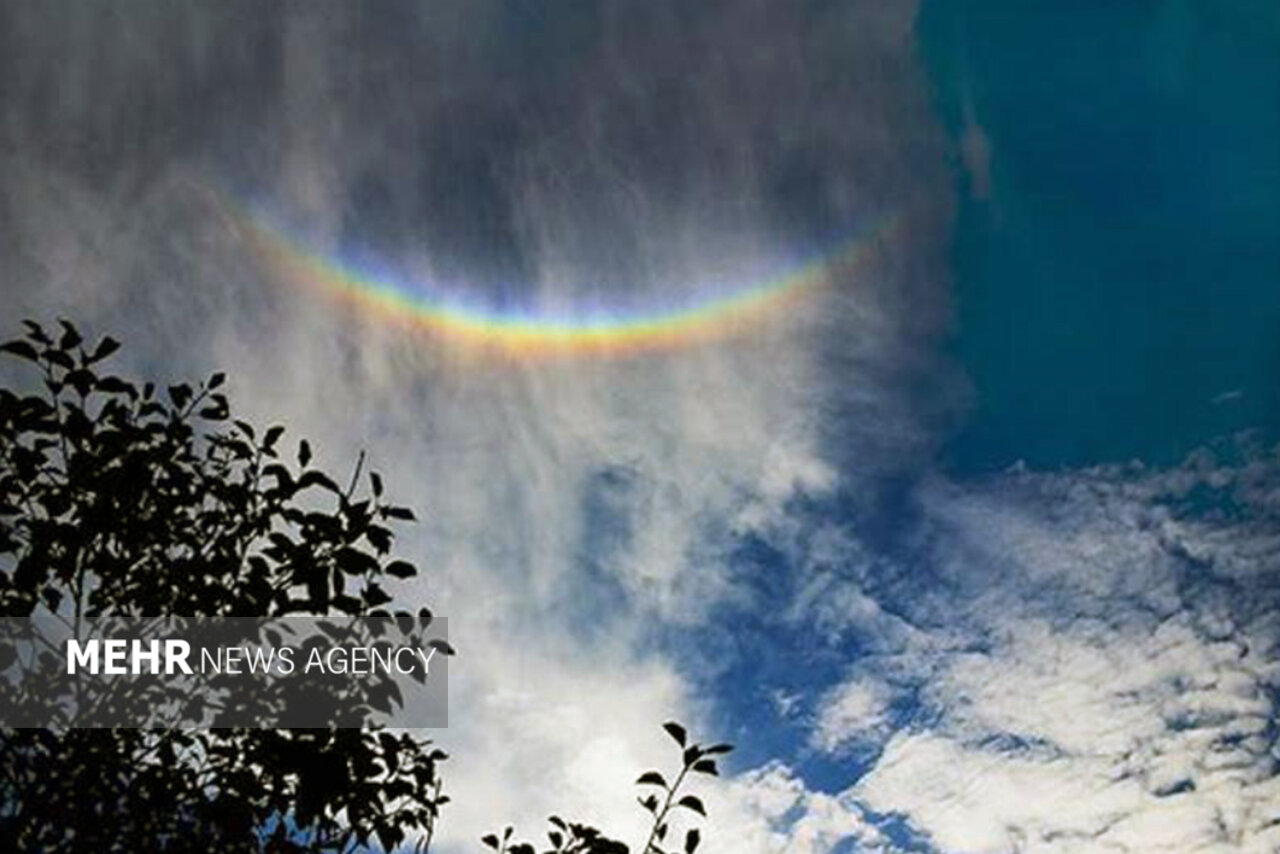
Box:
[924,1,1280,472]
[1,2,1277,852]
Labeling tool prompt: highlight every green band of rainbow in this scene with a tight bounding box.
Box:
[234,201,893,358]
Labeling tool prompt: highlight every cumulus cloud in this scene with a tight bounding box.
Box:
[857,614,1280,852]
[802,449,1280,853]
[812,677,895,753]
[707,762,896,854]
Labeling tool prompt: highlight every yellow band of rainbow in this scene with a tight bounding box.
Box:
[234,200,894,359]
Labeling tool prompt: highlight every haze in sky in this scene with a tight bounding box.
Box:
[2,2,1277,851]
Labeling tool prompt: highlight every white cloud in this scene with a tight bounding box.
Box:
[707,762,897,854]
[812,677,894,753]
[805,455,1280,853]
[854,614,1279,853]
[0,4,952,853]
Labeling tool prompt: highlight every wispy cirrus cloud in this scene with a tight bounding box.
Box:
[0,2,954,850]
[11,5,1272,854]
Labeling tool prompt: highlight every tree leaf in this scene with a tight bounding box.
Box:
[381,505,416,521]
[298,470,339,493]
[427,639,456,656]
[677,795,706,817]
[385,560,416,579]
[87,336,121,363]
[21,320,50,344]
[58,319,82,350]
[0,340,39,362]
[65,369,95,398]
[168,384,192,410]
[363,583,392,608]
[636,771,667,788]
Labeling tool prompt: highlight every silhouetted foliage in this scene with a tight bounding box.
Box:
[0,320,732,854]
[0,320,449,852]
[484,722,732,854]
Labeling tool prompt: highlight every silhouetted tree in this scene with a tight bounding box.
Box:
[0,320,448,852]
[484,721,731,854]
[0,320,731,854]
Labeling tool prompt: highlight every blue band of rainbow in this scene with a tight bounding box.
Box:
[231,198,894,358]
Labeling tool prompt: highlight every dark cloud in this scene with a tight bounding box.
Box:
[1,0,958,487]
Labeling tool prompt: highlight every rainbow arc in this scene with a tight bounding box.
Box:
[235,202,894,358]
